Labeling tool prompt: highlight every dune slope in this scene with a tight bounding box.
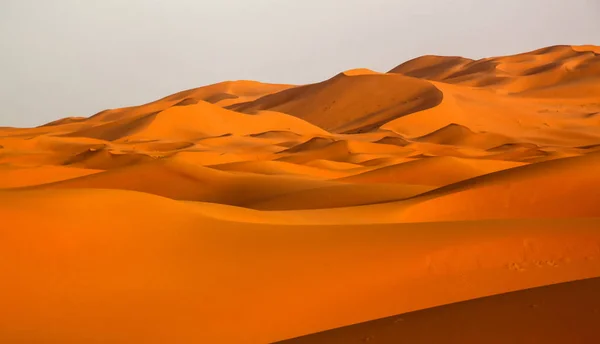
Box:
[280,277,600,344]
[2,189,600,343]
[229,72,444,133]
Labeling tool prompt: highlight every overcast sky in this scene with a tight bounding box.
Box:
[1,0,599,127]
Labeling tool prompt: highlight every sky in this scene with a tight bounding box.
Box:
[1,0,599,127]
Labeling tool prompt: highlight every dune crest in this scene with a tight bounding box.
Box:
[389,45,600,94]
[341,68,380,76]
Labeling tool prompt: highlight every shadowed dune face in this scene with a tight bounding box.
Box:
[2,45,600,343]
[229,72,444,133]
[279,277,600,344]
[389,55,475,80]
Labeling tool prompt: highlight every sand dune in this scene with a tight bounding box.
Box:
[63,101,327,142]
[390,45,600,94]
[62,147,158,169]
[412,123,512,149]
[3,189,600,343]
[157,80,295,107]
[75,80,294,125]
[248,183,435,210]
[210,160,350,179]
[2,44,600,343]
[280,277,600,344]
[389,55,475,80]
[0,190,600,343]
[338,156,525,187]
[276,138,410,165]
[0,164,102,188]
[20,157,355,206]
[229,71,444,133]
[396,151,600,223]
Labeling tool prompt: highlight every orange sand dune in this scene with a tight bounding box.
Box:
[276,138,411,165]
[155,80,295,107]
[248,183,435,210]
[389,55,475,80]
[2,44,600,343]
[0,164,102,188]
[411,123,512,149]
[229,71,443,133]
[210,160,351,179]
[338,156,525,187]
[18,157,352,206]
[390,45,600,94]
[382,82,600,152]
[396,151,600,222]
[3,189,600,343]
[280,277,600,344]
[62,101,327,142]
[70,80,294,125]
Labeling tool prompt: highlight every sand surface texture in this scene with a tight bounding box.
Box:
[2,45,600,343]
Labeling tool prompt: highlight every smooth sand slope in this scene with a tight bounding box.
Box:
[3,189,600,343]
[280,277,600,344]
[2,44,600,343]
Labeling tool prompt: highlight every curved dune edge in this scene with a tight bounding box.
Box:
[278,276,600,344]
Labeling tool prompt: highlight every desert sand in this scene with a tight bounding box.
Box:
[279,277,600,344]
[2,45,600,343]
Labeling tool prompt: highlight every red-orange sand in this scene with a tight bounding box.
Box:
[279,277,600,344]
[2,45,600,343]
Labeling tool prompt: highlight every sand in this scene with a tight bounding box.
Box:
[279,277,600,344]
[2,44,600,343]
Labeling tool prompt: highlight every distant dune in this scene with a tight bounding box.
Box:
[228,71,444,133]
[2,45,600,343]
[389,45,600,93]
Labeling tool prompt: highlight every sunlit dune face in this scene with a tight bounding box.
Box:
[2,45,600,343]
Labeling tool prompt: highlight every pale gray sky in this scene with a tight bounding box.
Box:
[1,0,599,127]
